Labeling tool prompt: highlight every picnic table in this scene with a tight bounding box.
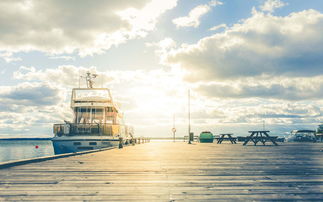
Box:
[216,134,237,144]
[243,130,278,146]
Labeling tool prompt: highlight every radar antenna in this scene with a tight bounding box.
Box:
[81,72,98,88]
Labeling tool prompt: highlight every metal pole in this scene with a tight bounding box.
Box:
[188,89,191,144]
[78,70,80,88]
[173,113,175,142]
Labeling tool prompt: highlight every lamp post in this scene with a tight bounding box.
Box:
[172,113,176,142]
[188,89,192,144]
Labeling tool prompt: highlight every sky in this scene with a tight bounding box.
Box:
[0,0,322,138]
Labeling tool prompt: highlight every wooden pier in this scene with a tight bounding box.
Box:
[1,142,323,201]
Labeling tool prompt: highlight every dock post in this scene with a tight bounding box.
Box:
[119,137,123,149]
[189,132,194,144]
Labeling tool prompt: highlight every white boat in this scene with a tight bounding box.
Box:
[286,130,317,142]
[52,73,133,154]
[316,124,323,141]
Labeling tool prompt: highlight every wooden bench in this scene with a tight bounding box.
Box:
[243,131,278,146]
[216,134,237,144]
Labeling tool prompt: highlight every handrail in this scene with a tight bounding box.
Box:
[53,123,131,137]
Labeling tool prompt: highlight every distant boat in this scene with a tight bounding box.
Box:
[316,124,323,141]
[52,72,133,154]
[286,130,317,142]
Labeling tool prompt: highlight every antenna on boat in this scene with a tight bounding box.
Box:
[82,72,98,88]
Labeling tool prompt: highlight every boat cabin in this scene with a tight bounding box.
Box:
[71,88,122,125]
[53,88,131,137]
[288,130,317,142]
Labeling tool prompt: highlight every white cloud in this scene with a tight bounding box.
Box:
[172,1,223,28]
[7,65,191,137]
[3,64,323,137]
[196,76,323,100]
[155,8,323,135]
[0,82,62,106]
[0,81,71,136]
[209,23,227,31]
[209,0,223,7]
[14,65,103,88]
[48,55,75,61]
[166,9,323,81]
[0,0,178,56]
[260,0,287,13]
[146,38,177,64]
[0,52,21,63]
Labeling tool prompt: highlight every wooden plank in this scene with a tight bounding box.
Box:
[1,142,323,200]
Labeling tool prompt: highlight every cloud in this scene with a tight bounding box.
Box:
[48,55,75,61]
[146,38,177,64]
[0,82,62,107]
[172,1,223,28]
[0,0,178,56]
[166,9,323,81]
[208,0,223,7]
[3,64,323,137]
[209,23,227,31]
[260,0,287,13]
[0,81,71,136]
[196,76,323,100]
[0,52,21,63]
[6,64,191,137]
[13,65,101,88]
[205,100,322,124]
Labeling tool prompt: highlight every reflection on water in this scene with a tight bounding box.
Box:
[0,140,54,163]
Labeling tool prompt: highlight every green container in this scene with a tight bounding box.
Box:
[199,131,214,143]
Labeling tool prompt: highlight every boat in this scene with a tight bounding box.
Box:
[52,72,133,154]
[199,131,214,143]
[286,130,317,142]
[316,124,323,141]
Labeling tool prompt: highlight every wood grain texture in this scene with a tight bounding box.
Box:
[1,142,323,201]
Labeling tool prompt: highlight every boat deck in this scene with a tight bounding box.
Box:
[1,142,323,201]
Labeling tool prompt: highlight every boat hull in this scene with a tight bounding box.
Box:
[51,136,126,154]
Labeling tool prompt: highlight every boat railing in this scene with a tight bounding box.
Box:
[53,123,123,136]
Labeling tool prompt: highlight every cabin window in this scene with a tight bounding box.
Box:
[75,107,104,124]
[92,108,103,124]
[89,142,97,145]
[73,142,81,146]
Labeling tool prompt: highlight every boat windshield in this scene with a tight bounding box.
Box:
[292,131,315,135]
[74,89,110,100]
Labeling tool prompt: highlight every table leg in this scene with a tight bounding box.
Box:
[243,133,255,146]
[264,132,278,146]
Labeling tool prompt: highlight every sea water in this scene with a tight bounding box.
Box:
[0,138,184,163]
[0,140,54,163]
